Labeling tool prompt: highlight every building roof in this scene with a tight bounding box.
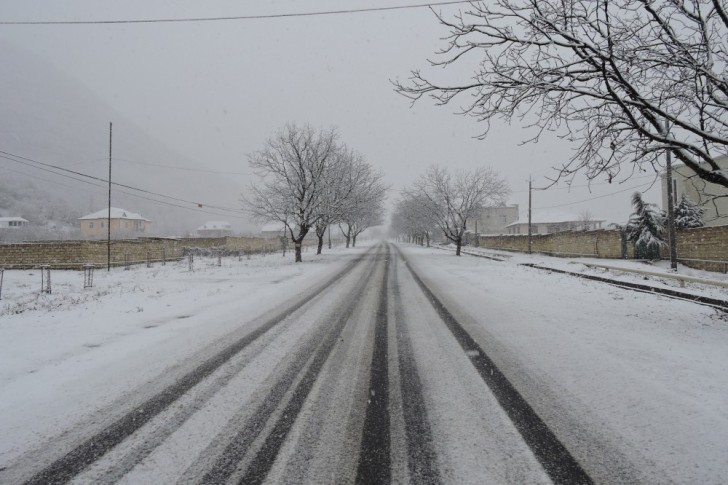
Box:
[260,222,287,233]
[78,207,150,221]
[0,217,29,223]
[197,221,232,231]
[505,211,604,227]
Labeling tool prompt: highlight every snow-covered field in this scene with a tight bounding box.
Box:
[0,246,357,467]
[1,241,727,483]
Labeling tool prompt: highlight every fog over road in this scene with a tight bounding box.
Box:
[3,243,727,484]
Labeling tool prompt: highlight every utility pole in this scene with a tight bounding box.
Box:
[528,175,533,254]
[664,122,678,270]
[107,122,112,271]
[474,219,479,247]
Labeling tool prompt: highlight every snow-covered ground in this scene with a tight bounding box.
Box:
[402,244,728,484]
[0,246,357,467]
[1,241,726,483]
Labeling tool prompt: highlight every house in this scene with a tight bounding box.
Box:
[505,212,604,235]
[662,154,728,227]
[196,221,232,237]
[0,217,29,229]
[78,207,151,239]
[260,222,287,239]
[471,204,519,234]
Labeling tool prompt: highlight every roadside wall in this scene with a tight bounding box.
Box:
[474,226,728,272]
[473,229,630,259]
[0,236,301,269]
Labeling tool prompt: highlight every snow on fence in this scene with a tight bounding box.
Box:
[581,262,728,289]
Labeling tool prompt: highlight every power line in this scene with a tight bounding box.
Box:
[511,173,657,193]
[0,150,247,217]
[0,1,471,25]
[113,156,247,175]
[534,180,658,211]
[1,156,250,219]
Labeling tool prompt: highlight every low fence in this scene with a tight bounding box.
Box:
[472,225,728,273]
[0,236,307,270]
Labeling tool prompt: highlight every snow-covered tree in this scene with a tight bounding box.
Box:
[402,166,510,256]
[675,195,705,229]
[337,154,387,248]
[244,123,338,262]
[625,192,666,257]
[394,0,728,190]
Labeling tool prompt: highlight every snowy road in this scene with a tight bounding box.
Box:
[2,243,727,484]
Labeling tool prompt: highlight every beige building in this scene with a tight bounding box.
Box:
[505,211,604,235]
[79,207,151,239]
[471,204,519,234]
[662,155,728,227]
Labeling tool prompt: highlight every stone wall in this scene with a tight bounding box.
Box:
[475,226,728,272]
[0,236,299,269]
[473,229,631,259]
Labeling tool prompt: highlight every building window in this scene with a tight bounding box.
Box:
[100,221,105,228]
[89,222,94,228]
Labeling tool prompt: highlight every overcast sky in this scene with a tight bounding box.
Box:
[0,0,665,226]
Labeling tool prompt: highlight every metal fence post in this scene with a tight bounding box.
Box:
[162,248,166,266]
[217,251,222,267]
[83,264,94,288]
[188,253,194,272]
[40,265,51,294]
[0,268,4,300]
[147,251,152,268]
[124,253,130,270]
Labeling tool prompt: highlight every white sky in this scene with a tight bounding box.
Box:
[0,0,665,225]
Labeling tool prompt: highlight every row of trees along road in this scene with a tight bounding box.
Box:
[392,166,510,256]
[244,123,387,262]
[394,0,728,190]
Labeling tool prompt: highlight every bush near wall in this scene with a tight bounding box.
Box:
[0,236,301,269]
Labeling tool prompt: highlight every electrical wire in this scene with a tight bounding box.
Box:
[0,149,246,214]
[533,179,659,211]
[0,1,471,25]
[113,156,247,175]
[0,151,248,218]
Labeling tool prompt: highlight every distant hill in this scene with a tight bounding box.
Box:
[0,40,251,239]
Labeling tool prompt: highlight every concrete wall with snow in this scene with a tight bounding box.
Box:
[0,236,290,269]
[476,226,728,272]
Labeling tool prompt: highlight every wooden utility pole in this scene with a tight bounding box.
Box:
[107,122,112,271]
[528,176,533,254]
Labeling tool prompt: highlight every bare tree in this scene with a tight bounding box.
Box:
[244,123,337,262]
[402,166,510,255]
[578,209,595,231]
[337,155,388,248]
[394,0,728,189]
[390,196,438,246]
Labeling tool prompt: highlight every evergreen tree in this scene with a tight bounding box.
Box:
[674,195,704,229]
[625,192,665,258]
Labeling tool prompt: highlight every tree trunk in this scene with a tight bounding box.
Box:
[294,243,303,262]
[456,237,462,256]
[426,233,430,247]
[352,235,357,247]
[317,235,323,255]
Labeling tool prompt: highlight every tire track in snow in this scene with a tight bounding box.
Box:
[19,249,374,485]
[197,245,385,484]
[396,245,594,485]
[355,244,391,484]
[390,246,441,484]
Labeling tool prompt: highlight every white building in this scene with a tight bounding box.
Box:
[661,154,728,227]
[196,221,232,237]
[0,217,29,229]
